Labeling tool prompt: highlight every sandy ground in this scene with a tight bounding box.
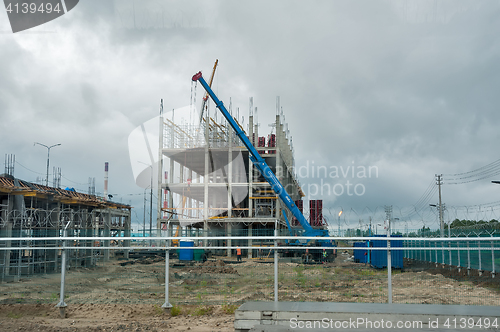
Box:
[0,303,234,332]
[1,252,499,331]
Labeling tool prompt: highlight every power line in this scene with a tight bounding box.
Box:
[15,161,45,175]
[61,175,88,186]
[443,158,500,184]
[401,178,437,219]
[444,158,500,177]
[445,170,500,184]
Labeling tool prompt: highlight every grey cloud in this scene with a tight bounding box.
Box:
[2,0,500,229]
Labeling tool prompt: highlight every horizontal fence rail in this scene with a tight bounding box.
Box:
[1,234,499,317]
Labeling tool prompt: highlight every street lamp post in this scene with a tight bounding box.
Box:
[34,142,61,186]
[143,186,150,246]
[138,162,153,245]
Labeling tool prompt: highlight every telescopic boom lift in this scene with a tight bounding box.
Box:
[192,71,332,244]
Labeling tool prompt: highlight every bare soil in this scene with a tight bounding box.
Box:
[0,303,234,332]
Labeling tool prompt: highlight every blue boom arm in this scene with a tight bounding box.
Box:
[192,71,327,238]
[282,209,293,239]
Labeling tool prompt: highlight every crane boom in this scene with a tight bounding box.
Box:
[199,59,219,123]
[192,71,327,237]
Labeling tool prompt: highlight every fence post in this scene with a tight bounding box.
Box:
[435,241,438,266]
[422,240,425,262]
[457,241,461,272]
[478,241,482,276]
[491,240,495,279]
[55,229,68,318]
[467,241,471,276]
[448,226,452,269]
[424,239,427,262]
[420,240,423,262]
[274,222,278,303]
[162,248,172,310]
[419,240,422,262]
[387,236,392,304]
[441,239,445,267]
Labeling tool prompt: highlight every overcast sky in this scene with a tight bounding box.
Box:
[2,0,500,232]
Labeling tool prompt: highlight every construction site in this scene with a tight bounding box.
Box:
[0,69,499,332]
[0,161,132,282]
[156,74,329,258]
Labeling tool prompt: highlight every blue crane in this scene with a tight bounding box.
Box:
[192,71,335,261]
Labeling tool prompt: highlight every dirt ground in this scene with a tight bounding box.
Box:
[0,303,234,332]
[1,252,499,331]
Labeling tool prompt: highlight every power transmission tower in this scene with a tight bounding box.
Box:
[385,205,393,235]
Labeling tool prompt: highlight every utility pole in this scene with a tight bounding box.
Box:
[436,174,445,265]
[149,173,153,245]
[143,187,148,246]
[436,174,444,238]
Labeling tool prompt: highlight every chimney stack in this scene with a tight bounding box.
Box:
[104,162,109,200]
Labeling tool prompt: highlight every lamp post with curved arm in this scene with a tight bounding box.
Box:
[34,142,61,186]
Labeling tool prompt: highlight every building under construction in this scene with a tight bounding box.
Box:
[0,170,131,282]
[156,96,327,257]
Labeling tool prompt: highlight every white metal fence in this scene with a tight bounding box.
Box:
[1,235,499,317]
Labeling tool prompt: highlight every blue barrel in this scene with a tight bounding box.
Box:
[179,240,194,261]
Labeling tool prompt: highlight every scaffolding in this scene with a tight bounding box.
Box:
[0,175,131,282]
[156,97,310,257]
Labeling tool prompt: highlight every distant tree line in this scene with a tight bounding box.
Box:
[449,219,499,229]
[345,219,500,238]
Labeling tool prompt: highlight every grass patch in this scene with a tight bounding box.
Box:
[357,269,378,276]
[7,312,22,319]
[153,304,163,316]
[170,305,182,317]
[222,303,238,314]
[293,266,305,275]
[193,305,213,316]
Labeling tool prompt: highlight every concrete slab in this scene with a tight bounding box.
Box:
[235,302,500,332]
[248,325,498,332]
